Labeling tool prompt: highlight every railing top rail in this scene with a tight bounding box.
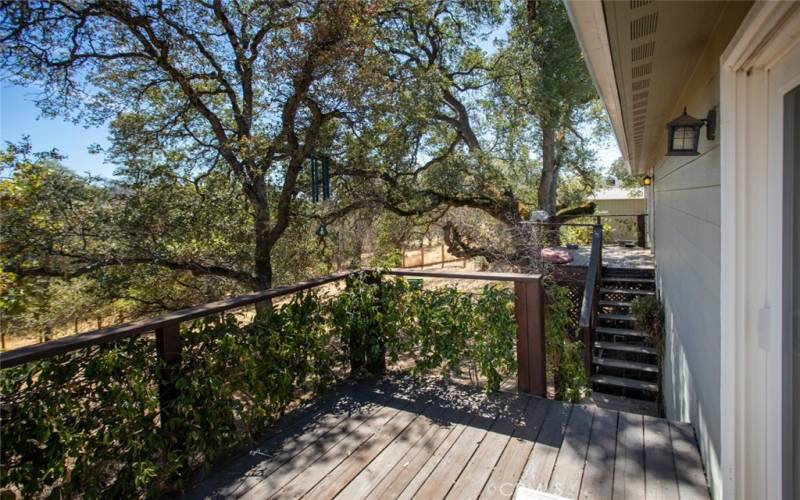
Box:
[1,268,542,369]
[384,269,541,282]
[579,224,603,328]
[0,270,357,369]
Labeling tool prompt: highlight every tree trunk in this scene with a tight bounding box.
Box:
[538,125,558,215]
[253,205,273,291]
[253,204,274,315]
[539,125,561,246]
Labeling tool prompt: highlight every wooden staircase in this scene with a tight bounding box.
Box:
[590,267,660,413]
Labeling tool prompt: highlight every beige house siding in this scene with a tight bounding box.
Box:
[595,198,646,242]
[648,5,750,499]
[594,198,645,215]
[654,143,722,498]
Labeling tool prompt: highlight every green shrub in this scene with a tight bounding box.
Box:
[0,274,518,497]
[545,281,589,402]
[371,250,404,268]
[0,337,164,498]
[472,255,489,271]
[630,295,664,355]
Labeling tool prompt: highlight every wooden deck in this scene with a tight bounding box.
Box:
[563,245,655,270]
[183,377,709,500]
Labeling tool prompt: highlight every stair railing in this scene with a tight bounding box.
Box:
[579,224,603,374]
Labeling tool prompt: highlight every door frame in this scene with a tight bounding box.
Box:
[720,3,800,499]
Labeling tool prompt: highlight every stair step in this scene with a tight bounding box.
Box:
[586,391,659,417]
[593,357,659,373]
[598,313,635,322]
[602,277,655,284]
[600,288,655,296]
[595,326,648,338]
[599,300,632,308]
[593,341,658,355]
[603,267,655,278]
[591,374,659,392]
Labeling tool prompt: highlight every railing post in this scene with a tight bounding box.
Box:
[582,325,592,375]
[155,323,182,444]
[514,278,546,397]
[637,214,646,247]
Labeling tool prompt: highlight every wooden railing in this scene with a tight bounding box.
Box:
[0,269,546,401]
[579,224,603,373]
[385,269,545,395]
[593,213,647,248]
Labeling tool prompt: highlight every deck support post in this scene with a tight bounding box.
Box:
[155,323,183,446]
[514,278,546,397]
[637,214,646,247]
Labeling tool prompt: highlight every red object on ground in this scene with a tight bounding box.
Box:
[541,248,573,264]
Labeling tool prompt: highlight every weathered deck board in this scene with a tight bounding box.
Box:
[240,398,406,499]
[578,408,619,499]
[300,398,430,499]
[548,404,595,499]
[612,411,646,500]
[408,403,496,498]
[643,415,680,500]
[669,421,711,500]
[334,403,447,498]
[365,403,472,499]
[183,377,709,500]
[518,399,572,492]
[444,396,529,500]
[478,397,548,499]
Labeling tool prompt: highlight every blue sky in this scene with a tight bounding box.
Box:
[2,80,620,180]
[1,83,116,178]
[1,14,619,181]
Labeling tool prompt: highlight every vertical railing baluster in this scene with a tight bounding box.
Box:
[637,213,646,248]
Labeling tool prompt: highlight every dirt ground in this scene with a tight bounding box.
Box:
[2,258,507,352]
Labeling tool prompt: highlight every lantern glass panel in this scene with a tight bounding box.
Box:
[672,125,696,152]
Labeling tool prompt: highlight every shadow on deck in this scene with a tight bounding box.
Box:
[183,376,708,500]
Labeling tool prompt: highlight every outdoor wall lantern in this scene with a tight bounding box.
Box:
[642,175,652,186]
[665,106,717,156]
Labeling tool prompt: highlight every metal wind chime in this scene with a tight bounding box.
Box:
[310,157,331,237]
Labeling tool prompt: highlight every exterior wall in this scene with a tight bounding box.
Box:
[594,198,646,242]
[654,143,722,497]
[649,5,750,499]
[594,198,645,215]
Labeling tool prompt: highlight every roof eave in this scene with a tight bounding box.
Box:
[564,0,631,173]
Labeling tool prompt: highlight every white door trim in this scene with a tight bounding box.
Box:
[720,3,800,499]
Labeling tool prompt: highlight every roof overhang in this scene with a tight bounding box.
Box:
[565,1,747,174]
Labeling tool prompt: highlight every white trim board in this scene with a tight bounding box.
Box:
[719,3,800,500]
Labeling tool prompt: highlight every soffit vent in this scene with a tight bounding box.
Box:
[632,79,650,91]
[633,91,649,101]
[630,0,653,9]
[631,41,656,62]
[631,62,653,78]
[630,12,658,40]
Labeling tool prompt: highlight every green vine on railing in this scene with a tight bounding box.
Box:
[0,273,517,498]
[545,281,589,402]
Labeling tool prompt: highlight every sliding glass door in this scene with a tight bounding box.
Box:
[784,84,799,500]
